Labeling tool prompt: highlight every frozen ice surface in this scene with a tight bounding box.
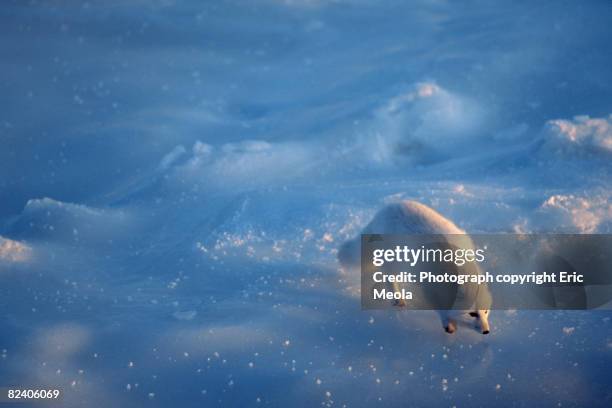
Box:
[0,1,611,407]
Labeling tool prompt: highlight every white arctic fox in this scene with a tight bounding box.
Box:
[338,200,491,334]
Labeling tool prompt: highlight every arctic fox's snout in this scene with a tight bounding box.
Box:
[339,200,492,334]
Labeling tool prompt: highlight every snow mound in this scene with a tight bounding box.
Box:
[365,82,488,164]
[543,115,612,156]
[23,197,105,217]
[540,193,612,233]
[8,197,132,242]
[0,236,31,262]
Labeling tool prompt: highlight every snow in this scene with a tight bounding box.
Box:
[1,1,611,407]
[0,236,31,263]
[544,115,612,156]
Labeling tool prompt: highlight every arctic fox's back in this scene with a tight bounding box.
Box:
[365,200,464,235]
[338,200,463,269]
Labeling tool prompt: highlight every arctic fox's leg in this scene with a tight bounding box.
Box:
[444,318,457,334]
[390,281,407,307]
[440,310,457,334]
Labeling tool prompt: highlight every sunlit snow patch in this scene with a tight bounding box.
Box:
[540,193,612,233]
[544,114,612,156]
[0,236,32,262]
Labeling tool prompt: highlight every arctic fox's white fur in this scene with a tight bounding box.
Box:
[338,200,492,334]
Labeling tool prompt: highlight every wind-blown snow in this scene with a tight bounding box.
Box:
[172,139,318,189]
[1,1,611,407]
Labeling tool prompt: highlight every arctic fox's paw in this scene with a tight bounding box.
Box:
[393,299,407,307]
[445,321,457,334]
